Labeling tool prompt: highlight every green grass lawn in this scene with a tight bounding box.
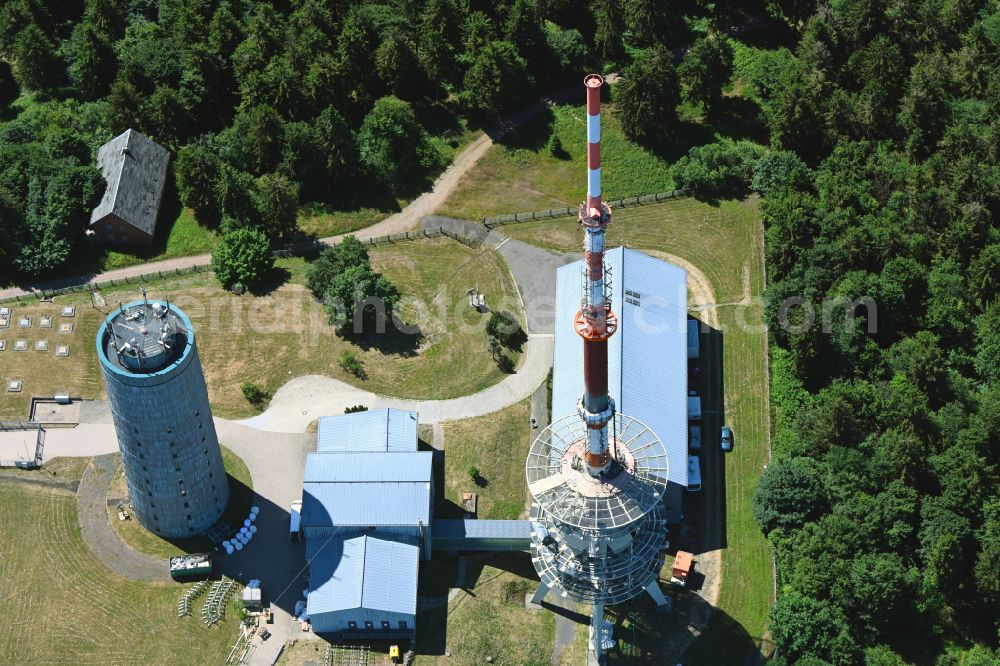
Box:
[416,555,555,666]
[97,208,221,271]
[109,446,253,559]
[1,238,524,420]
[502,197,760,304]
[438,103,674,221]
[0,460,238,664]
[441,397,532,520]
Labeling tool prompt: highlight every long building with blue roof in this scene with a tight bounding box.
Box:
[552,247,689,522]
[302,408,433,639]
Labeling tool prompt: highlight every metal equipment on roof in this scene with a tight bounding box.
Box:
[526,74,673,658]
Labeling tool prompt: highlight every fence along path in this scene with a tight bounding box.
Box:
[481,189,691,228]
[0,226,479,304]
[2,190,694,304]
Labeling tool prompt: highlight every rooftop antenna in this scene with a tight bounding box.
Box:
[576,72,617,478]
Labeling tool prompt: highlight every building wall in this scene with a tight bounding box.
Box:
[310,608,415,636]
[93,213,154,246]
[97,306,228,538]
[304,525,422,548]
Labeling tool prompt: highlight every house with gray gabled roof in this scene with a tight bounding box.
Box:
[90,129,170,246]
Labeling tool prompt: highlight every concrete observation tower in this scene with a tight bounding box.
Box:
[96,291,228,538]
[525,74,670,657]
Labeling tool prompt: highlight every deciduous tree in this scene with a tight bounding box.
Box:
[211,227,274,290]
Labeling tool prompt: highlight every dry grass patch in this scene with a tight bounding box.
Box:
[1,237,525,420]
[0,301,104,419]
[502,197,759,304]
[416,555,554,666]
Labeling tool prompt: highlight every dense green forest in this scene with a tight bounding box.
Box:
[0,0,612,278]
[680,3,1000,665]
[3,0,1000,663]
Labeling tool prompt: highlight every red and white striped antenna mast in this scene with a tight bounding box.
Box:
[524,74,672,659]
[575,73,618,477]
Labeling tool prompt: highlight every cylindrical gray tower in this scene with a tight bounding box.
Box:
[96,296,228,538]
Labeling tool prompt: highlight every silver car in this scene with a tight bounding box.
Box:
[721,426,733,452]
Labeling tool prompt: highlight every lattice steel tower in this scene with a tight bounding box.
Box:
[97,291,228,538]
[526,74,670,658]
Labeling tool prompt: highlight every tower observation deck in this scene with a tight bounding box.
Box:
[526,75,670,658]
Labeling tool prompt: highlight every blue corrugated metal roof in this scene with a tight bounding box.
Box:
[433,519,532,539]
[316,408,418,453]
[304,452,432,483]
[553,247,688,488]
[301,481,431,527]
[307,535,419,615]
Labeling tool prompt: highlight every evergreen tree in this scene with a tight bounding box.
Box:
[678,37,733,113]
[211,227,274,291]
[460,40,533,117]
[614,46,679,143]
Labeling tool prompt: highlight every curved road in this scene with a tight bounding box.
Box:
[239,334,553,432]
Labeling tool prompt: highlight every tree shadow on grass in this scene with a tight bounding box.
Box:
[307,180,403,218]
[488,105,554,152]
[413,98,464,140]
[705,95,768,144]
[639,95,767,168]
[342,316,423,357]
[246,265,292,297]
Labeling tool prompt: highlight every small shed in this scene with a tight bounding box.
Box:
[90,129,170,246]
[671,551,694,586]
[242,586,262,609]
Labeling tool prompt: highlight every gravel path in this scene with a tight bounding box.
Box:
[76,453,170,582]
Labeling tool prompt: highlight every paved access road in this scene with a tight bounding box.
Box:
[239,334,553,432]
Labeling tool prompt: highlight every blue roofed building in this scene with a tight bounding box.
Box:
[301,409,433,639]
[316,408,418,452]
[433,519,532,552]
[306,534,419,637]
[553,247,689,522]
